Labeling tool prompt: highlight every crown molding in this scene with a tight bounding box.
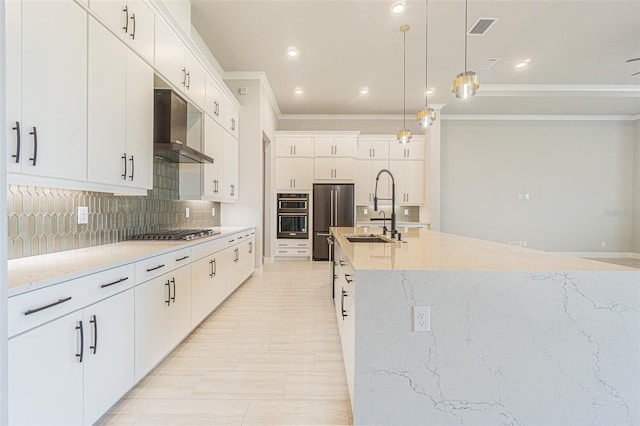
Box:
[632,114,640,121]
[441,114,637,121]
[479,84,640,97]
[223,71,282,118]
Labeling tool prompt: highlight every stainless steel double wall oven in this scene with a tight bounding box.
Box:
[277,193,309,239]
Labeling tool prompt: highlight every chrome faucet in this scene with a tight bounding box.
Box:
[373,169,397,238]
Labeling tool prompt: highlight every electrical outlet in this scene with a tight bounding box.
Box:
[363,208,368,215]
[413,306,430,332]
[601,241,606,248]
[518,194,523,200]
[77,206,88,224]
[185,207,190,218]
[525,194,530,200]
[211,207,216,217]
[404,209,409,215]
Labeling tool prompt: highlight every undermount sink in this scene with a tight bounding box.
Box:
[344,234,394,243]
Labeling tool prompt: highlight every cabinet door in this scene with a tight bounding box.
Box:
[356,139,389,160]
[184,50,206,109]
[127,0,155,63]
[168,265,192,349]
[224,102,239,139]
[125,49,154,189]
[191,254,225,327]
[275,157,294,190]
[276,137,312,157]
[6,0,21,174]
[223,245,242,297]
[314,157,334,180]
[371,160,392,206]
[9,312,84,425]
[313,137,334,157]
[21,0,87,180]
[333,157,354,180]
[223,132,239,199]
[89,0,129,41]
[134,275,170,381]
[389,139,424,160]
[87,18,127,186]
[154,17,184,89]
[334,137,356,157]
[203,115,225,197]
[403,160,425,205]
[355,160,372,205]
[83,290,135,425]
[205,76,225,124]
[292,157,313,190]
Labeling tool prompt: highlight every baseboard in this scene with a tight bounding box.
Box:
[555,251,638,259]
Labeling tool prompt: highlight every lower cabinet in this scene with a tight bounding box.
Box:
[274,239,311,258]
[334,243,356,408]
[8,288,135,426]
[191,248,227,327]
[134,264,192,382]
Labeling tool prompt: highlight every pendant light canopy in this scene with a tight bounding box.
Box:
[417,0,436,128]
[397,24,412,144]
[452,0,479,99]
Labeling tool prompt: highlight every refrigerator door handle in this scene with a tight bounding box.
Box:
[330,189,334,226]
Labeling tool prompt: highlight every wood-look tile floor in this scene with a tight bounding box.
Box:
[590,257,640,269]
[97,261,351,426]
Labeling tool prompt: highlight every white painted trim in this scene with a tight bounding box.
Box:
[554,251,637,259]
[632,114,640,121]
[479,84,640,94]
[223,71,282,118]
[441,115,637,121]
[273,130,361,137]
[280,114,404,121]
[358,134,425,141]
[0,0,7,420]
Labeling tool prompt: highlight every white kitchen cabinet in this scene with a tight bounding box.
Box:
[274,239,310,258]
[225,235,255,297]
[223,131,239,200]
[224,102,240,139]
[191,250,226,327]
[9,311,84,425]
[203,114,225,198]
[314,137,356,157]
[134,264,191,381]
[88,19,153,191]
[356,139,389,160]
[389,138,424,160]
[314,157,355,181]
[205,76,225,125]
[184,49,206,109]
[276,157,313,190]
[389,160,425,205]
[276,137,313,158]
[5,0,21,175]
[355,159,391,205]
[11,0,87,181]
[89,0,155,63]
[83,289,134,425]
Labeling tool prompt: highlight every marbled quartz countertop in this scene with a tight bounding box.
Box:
[8,226,254,296]
[331,226,635,272]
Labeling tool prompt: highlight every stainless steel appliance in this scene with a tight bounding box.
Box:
[277,193,309,239]
[131,229,219,241]
[313,184,354,261]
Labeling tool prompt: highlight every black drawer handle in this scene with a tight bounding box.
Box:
[165,280,171,306]
[176,255,190,262]
[89,315,98,355]
[24,296,72,316]
[129,155,135,181]
[12,121,20,163]
[121,153,127,180]
[100,277,129,289]
[29,126,37,166]
[146,264,165,272]
[76,320,84,363]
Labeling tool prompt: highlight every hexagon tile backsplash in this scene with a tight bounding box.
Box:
[7,159,221,260]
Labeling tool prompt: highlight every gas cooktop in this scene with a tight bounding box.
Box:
[131,229,219,241]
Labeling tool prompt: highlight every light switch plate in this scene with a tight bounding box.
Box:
[413,306,430,332]
[212,207,216,217]
[77,206,88,224]
[185,207,190,218]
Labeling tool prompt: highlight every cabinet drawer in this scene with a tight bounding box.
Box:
[8,276,89,338]
[135,248,192,283]
[275,248,311,256]
[84,264,135,303]
[276,239,309,249]
[190,237,228,261]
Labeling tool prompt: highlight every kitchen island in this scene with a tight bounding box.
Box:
[330,226,639,426]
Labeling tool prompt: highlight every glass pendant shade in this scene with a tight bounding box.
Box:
[397,129,412,144]
[452,71,479,99]
[417,107,436,128]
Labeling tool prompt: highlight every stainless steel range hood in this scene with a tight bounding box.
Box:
[153,89,213,164]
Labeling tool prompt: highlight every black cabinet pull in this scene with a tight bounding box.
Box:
[76,320,84,363]
[121,153,127,180]
[100,276,129,289]
[213,258,217,276]
[182,68,187,87]
[129,155,134,181]
[249,241,253,253]
[344,274,353,284]
[11,121,20,163]
[130,12,136,39]
[146,264,165,272]
[122,5,129,32]
[24,296,72,316]
[165,280,171,306]
[209,259,214,277]
[29,126,37,166]
[176,255,189,262]
[89,315,98,355]
[170,278,176,303]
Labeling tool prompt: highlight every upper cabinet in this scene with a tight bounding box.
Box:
[356,139,390,160]
[275,137,313,158]
[205,76,225,125]
[7,0,88,181]
[87,18,153,192]
[89,0,155,63]
[224,103,239,139]
[389,138,424,160]
[314,137,356,158]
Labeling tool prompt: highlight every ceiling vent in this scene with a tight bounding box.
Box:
[469,18,498,36]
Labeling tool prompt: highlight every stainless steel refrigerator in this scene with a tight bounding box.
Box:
[313,183,354,261]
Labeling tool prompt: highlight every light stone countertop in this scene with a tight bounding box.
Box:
[331,226,636,271]
[8,226,254,297]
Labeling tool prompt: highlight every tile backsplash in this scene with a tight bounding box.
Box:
[7,158,220,260]
[356,205,420,223]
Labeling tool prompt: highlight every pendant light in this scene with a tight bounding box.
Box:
[397,24,412,144]
[451,0,479,99]
[417,0,436,128]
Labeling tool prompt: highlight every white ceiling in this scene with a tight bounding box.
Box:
[190,0,640,117]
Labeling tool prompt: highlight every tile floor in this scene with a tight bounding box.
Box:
[97,261,351,426]
[589,257,640,269]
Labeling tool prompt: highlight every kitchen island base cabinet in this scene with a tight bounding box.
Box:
[134,265,192,382]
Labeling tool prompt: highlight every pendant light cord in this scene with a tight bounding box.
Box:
[403,27,407,129]
[464,0,468,73]
[425,0,429,107]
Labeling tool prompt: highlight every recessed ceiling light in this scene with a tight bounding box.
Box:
[360,87,369,95]
[294,88,304,95]
[287,47,299,58]
[391,1,406,14]
[426,87,435,96]
[514,59,532,70]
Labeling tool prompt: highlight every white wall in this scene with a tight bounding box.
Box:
[1,1,8,421]
[633,120,640,253]
[441,120,636,252]
[261,85,278,259]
